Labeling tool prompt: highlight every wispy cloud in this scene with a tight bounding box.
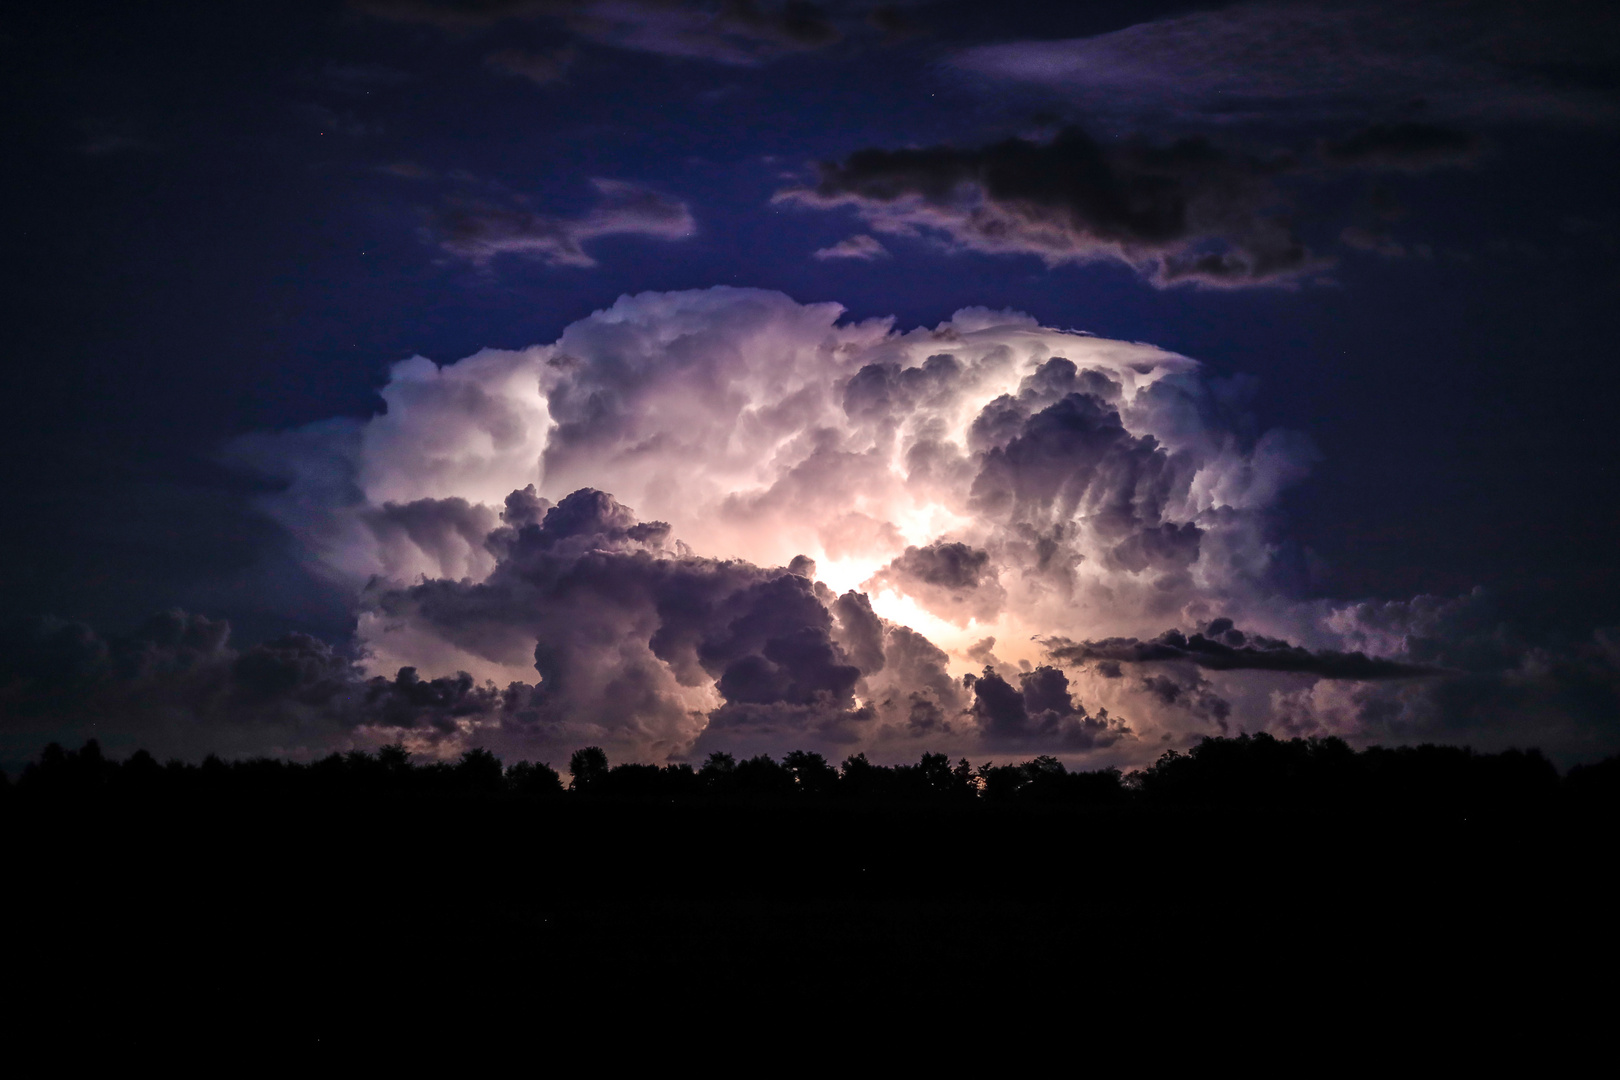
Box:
[777,127,1323,288]
[485,45,576,84]
[434,178,696,267]
[1320,122,1482,172]
[950,1,1618,128]
[358,0,843,66]
[812,233,888,260]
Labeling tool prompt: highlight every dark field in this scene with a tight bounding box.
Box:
[7,737,1616,1050]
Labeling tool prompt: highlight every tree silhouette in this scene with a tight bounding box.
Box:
[507,759,563,798]
[783,750,839,796]
[732,754,794,798]
[3,734,1610,817]
[377,743,411,773]
[569,746,609,792]
[700,751,737,794]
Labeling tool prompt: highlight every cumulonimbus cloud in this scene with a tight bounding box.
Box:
[11,287,1615,767]
[218,282,1617,767]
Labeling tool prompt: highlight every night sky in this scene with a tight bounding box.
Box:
[4,0,1619,769]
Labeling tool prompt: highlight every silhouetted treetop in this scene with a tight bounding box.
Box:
[569,746,609,791]
[4,734,1611,818]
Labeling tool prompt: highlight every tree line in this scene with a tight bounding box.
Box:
[6,732,1618,815]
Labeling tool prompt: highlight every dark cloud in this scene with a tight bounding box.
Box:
[231,631,358,706]
[865,3,919,40]
[1321,123,1482,172]
[433,179,695,267]
[363,497,500,581]
[868,623,962,727]
[867,541,1005,626]
[1108,522,1205,574]
[1,487,936,762]
[484,45,576,85]
[969,388,1195,551]
[1339,225,1429,259]
[966,664,1129,750]
[830,589,884,673]
[501,484,552,528]
[353,0,568,27]
[841,352,964,424]
[885,541,991,590]
[702,577,860,707]
[951,2,1620,128]
[375,487,963,757]
[358,0,844,66]
[776,127,1319,287]
[1140,672,1233,733]
[1269,592,1620,758]
[931,2,1614,285]
[1048,621,1436,680]
[0,611,532,761]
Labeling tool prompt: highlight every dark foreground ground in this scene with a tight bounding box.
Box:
[7,789,1615,1055]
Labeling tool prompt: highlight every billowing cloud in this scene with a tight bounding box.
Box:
[223,285,1332,762]
[866,541,1004,626]
[15,287,1613,767]
[775,127,1321,287]
[433,178,695,267]
[966,664,1129,750]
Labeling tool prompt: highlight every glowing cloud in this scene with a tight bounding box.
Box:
[13,287,1611,767]
[229,287,1372,762]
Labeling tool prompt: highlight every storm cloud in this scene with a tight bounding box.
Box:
[219,286,1338,760]
[11,287,1606,767]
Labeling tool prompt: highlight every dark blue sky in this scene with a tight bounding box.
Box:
[3,0,1618,651]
